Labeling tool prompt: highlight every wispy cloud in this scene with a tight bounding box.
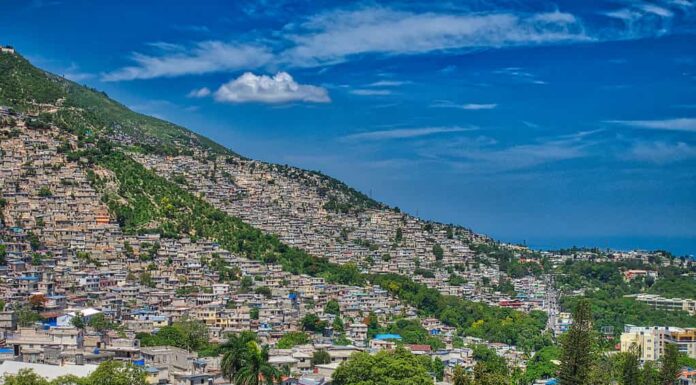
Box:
[350,89,392,96]
[187,87,211,98]
[282,9,589,67]
[606,118,696,132]
[102,41,272,81]
[343,126,474,141]
[626,141,696,164]
[103,2,694,81]
[494,67,547,84]
[367,80,410,87]
[431,100,497,110]
[213,72,330,104]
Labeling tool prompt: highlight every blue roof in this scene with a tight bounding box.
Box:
[18,276,39,281]
[374,334,402,340]
[0,348,14,354]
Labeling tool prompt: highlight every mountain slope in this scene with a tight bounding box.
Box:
[0,50,552,349]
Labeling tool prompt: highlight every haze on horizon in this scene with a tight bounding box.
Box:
[3,0,695,255]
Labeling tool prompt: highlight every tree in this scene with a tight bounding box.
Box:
[37,186,52,197]
[220,331,259,380]
[324,299,341,316]
[86,361,146,385]
[3,369,50,385]
[254,286,272,298]
[659,344,680,385]
[276,332,310,349]
[312,350,331,366]
[249,307,259,320]
[28,293,48,310]
[432,357,445,381]
[71,314,85,329]
[395,227,403,242]
[432,244,444,260]
[619,349,640,385]
[174,317,208,352]
[240,276,254,292]
[231,342,280,385]
[332,347,433,385]
[301,313,326,332]
[88,313,114,333]
[333,316,345,333]
[559,299,595,385]
[452,364,472,385]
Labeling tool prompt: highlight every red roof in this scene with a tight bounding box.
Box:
[407,344,432,352]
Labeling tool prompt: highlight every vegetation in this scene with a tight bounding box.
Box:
[91,150,365,286]
[136,317,209,353]
[2,361,146,385]
[312,350,331,366]
[332,347,434,385]
[276,331,310,349]
[369,273,549,351]
[219,332,280,385]
[559,300,595,385]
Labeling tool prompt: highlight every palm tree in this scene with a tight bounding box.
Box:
[220,331,259,380]
[233,342,280,385]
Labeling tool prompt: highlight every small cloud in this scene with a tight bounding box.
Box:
[174,24,211,33]
[187,87,211,98]
[214,72,330,104]
[350,89,392,96]
[431,101,497,110]
[367,80,409,87]
[343,126,474,141]
[606,118,696,132]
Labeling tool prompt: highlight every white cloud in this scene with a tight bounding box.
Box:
[102,41,273,81]
[627,141,696,164]
[103,3,694,80]
[343,126,473,141]
[431,101,497,110]
[213,72,330,104]
[350,89,392,96]
[367,80,409,87]
[606,118,696,132]
[187,87,211,98]
[282,8,589,67]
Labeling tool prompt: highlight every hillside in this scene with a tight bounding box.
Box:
[0,49,560,350]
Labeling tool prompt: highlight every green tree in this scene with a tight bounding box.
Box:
[37,186,52,197]
[432,244,444,260]
[659,344,680,385]
[175,316,208,352]
[332,347,433,385]
[3,369,50,385]
[249,307,259,320]
[88,313,114,333]
[619,349,640,385]
[432,357,445,381]
[301,313,327,332]
[452,364,472,385]
[86,361,146,385]
[220,331,259,380]
[232,342,280,385]
[559,299,595,385]
[312,350,331,366]
[70,314,85,329]
[324,299,341,315]
[276,332,310,349]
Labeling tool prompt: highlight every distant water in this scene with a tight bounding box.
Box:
[503,236,696,258]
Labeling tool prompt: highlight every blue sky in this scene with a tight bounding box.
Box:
[2,0,695,255]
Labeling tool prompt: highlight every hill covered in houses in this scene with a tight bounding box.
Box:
[2,49,696,385]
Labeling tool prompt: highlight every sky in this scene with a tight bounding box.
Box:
[2,0,695,255]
